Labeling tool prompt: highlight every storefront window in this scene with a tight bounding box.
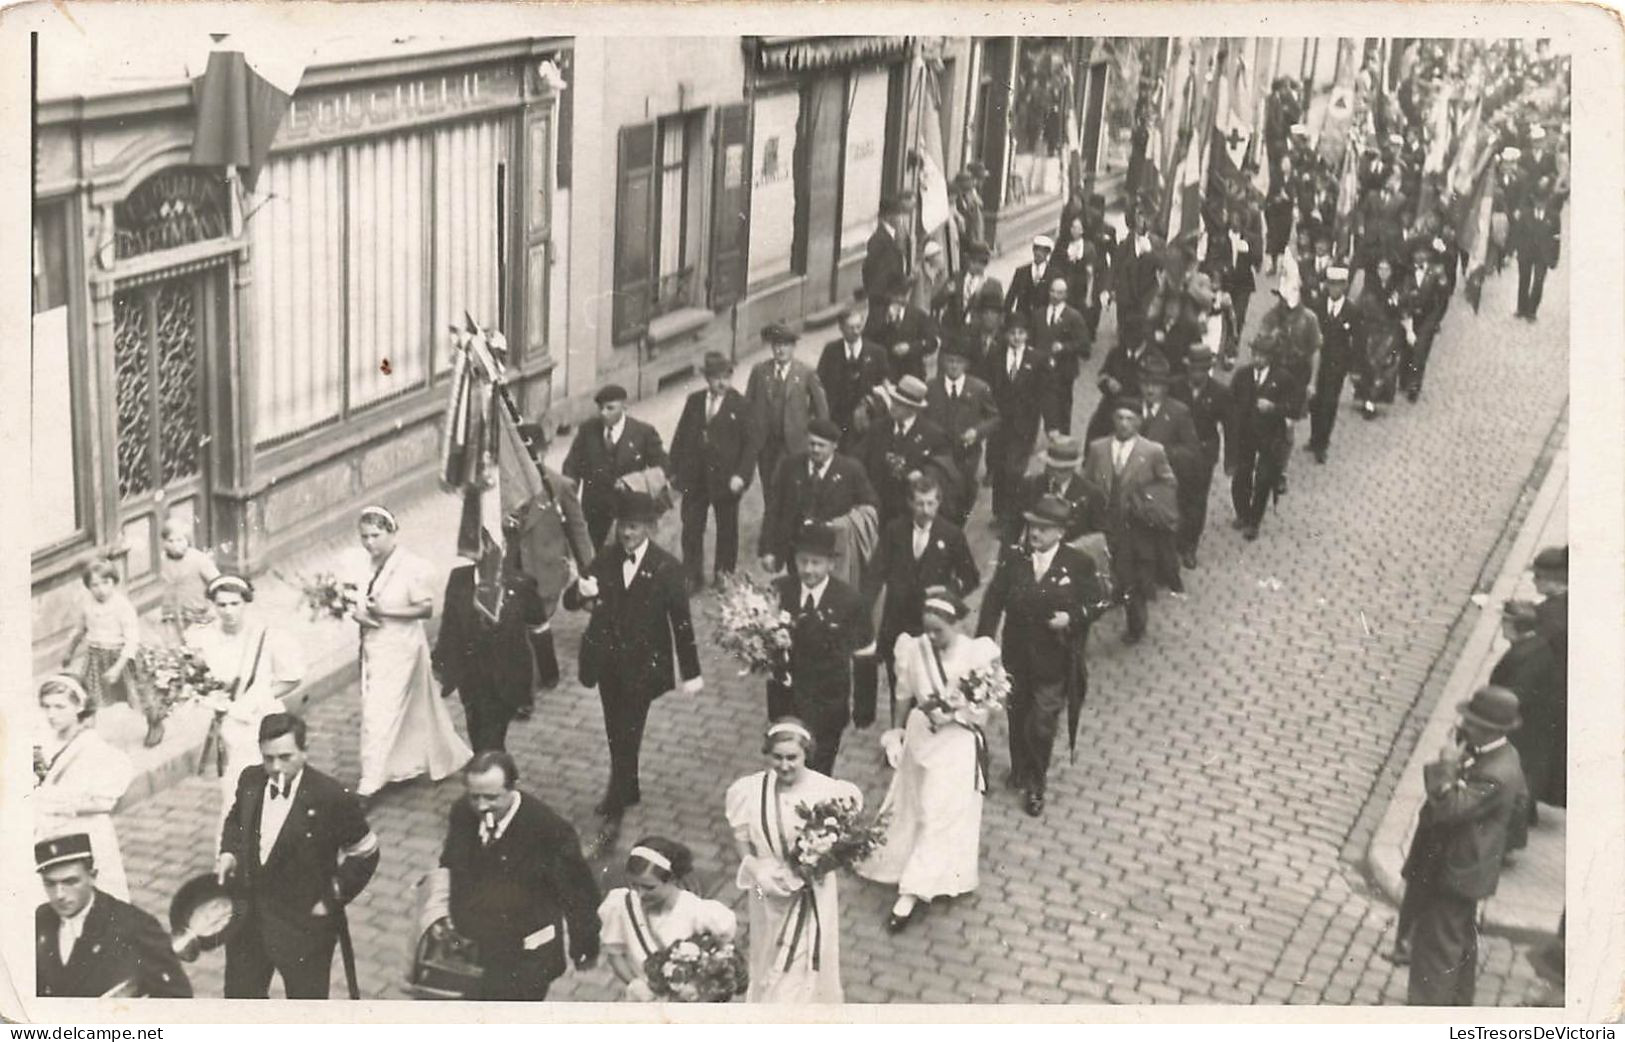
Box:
[32,204,81,553]
[1006,38,1074,208]
[838,69,891,255]
[748,89,801,287]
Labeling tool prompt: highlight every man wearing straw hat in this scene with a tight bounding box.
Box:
[35,833,192,998]
[1402,686,1528,1006]
[1305,264,1365,464]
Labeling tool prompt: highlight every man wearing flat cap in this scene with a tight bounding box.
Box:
[936,240,1004,333]
[758,417,878,576]
[36,834,192,998]
[864,195,912,304]
[1305,264,1366,464]
[746,320,829,515]
[865,283,941,384]
[669,351,760,592]
[563,384,671,550]
[1402,686,1528,1005]
[1005,234,1060,321]
[564,490,702,818]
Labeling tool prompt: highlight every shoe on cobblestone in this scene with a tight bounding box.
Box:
[1024,791,1045,817]
[1243,525,1260,542]
[1180,551,1198,570]
[1230,517,1248,531]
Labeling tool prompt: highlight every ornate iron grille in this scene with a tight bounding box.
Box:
[155,284,201,485]
[113,292,152,500]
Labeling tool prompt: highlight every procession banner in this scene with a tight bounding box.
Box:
[1315,38,1362,172]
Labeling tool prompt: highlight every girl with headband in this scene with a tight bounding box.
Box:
[858,586,1001,933]
[596,836,736,1001]
[353,505,471,797]
[723,718,862,1003]
[188,573,304,839]
[31,675,135,900]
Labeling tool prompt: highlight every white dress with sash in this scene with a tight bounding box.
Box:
[191,620,302,837]
[724,769,860,1004]
[32,729,134,900]
[596,887,738,1000]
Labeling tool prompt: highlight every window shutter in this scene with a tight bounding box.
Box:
[707,103,752,310]
[613,122,657,344]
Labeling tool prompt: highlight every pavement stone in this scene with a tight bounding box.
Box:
[100,232,1568,1007]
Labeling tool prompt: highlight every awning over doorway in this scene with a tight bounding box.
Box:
[751,36,912,75]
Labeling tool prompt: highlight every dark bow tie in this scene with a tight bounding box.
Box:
[268,781,290,800]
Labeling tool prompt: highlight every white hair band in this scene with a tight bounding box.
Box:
[767,721,813,743]
[629,846,672,872]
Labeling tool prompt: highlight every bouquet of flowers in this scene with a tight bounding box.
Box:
[642,932,749,1003]
[292,572,362,622]
[712,572,793,683]
[136,644,227,720]
[789,797,889,881]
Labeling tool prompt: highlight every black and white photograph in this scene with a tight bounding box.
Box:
[7,1,1624,1022]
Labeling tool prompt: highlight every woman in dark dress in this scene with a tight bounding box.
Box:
[1352,254,1404,418]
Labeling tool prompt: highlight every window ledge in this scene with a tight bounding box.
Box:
[647,307,715,347]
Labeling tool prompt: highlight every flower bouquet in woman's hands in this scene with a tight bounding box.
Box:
[790,797,889,881]
[642,932,749,1002]
[288,571,362,622]
[712,572,793,684]
[136,644,227,721]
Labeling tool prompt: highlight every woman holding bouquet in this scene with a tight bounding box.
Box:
[725,719,863,1004]
[353,505,472,798]
[597,836,738,1001]
[31,675,134,899]
[189,574,303,835]
[859,588,1000,931]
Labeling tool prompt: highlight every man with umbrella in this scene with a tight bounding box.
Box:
[976,494,1105,817]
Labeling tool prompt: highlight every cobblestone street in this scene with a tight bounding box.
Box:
[114,256,1568,1006]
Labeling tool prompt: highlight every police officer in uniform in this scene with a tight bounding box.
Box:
[35,833,192,998]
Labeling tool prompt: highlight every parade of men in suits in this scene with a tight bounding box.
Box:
[36,834,192,999]
[216,713,380,999]
[770,522,873,775]
[563,491,703,819]
[670,352,761,590]
[746,321,830,511]
[1082,400,1180,644]
[924,341,1000,525]
[562,384,671,550]
[817,301,891,442]
[438,752,601,1001]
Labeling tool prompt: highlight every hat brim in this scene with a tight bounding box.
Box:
[1040,453,1082,469]
[1022,511,1068,528]
[35,851,94,873]
[1456,700,1521,733]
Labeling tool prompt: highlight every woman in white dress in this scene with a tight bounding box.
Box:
[354,505,471,797]
[858,588,999,932]
[724,719,862,1004]
[598,836,738,1001]
[189,574,303,838]
[32,676,134,900]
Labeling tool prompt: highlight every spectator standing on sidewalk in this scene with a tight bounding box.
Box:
[1491,600,1562,844]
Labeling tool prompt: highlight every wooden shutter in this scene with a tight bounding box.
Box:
[708,103,752,310]
[613,122,657,344]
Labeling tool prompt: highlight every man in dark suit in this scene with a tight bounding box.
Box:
[1227,335,1308,542]
[980,314,1049,531]
[1510,183,1561,321]
[758,419,878,573]
[1214,209,1263,346]
[563,491,703,818]
[35,834,192,999]
[745,321,830,515]
[1006,433,1103,548]
[216,713,380,999]
[1397,238,1448,402]
[562,384,670,550]
[1115,210,1165,348]
[955,289,1008,372]
[1004,234,1060,320]
[924,341,1000,525]
[1082,399,1180,644]
[862,195,911,302]
[1030,276,1092,435]
[866,285,941,384]
[1084,332,1163,443]
[770,522,872,775]
[1305,266,1365,464]
[670,351,760,590]
[977,495,1103,816]
[433,546,548,752]
[871,474,981,696]
[515,422,595,704]
[439,751,600,1001]
[1136,353,1201,593]
[935,241,1003,333]
[859,375,956,530]
[1170,346,1228,568]
[1402,687,1528,1006]
[816,302,891,443]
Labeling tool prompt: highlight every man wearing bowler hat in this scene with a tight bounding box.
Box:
[864,195,912,303]
[746,320,829,516]
[36,834,192,998]
[563,383,670,550]
[670,351,760,591]
[772,521,873,775]
[977,494,1103,817]
[1402,686,1528,1006]
[1007,432,1101,549]
[564,490,703,819]
[217,712,380,998]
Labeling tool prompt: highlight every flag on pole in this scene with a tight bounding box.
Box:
[1209,40,1256,212]
[1315,39,1362,172]
[1167,125,1206,244]
[915,56,952,238]
[189,33,306,191]
[1248,37,1276,199]
[1331,142,1361,258]
[1457,161,1497,312]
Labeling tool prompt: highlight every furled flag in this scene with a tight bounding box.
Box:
[1166,125,1207,245]
[1457,161,1498,313]
[913,49,953,266]
[189,33,307,191]
[1315,39,1362,172]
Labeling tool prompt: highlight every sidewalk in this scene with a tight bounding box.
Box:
[92,232,1047,807]
[1364,441,1567,942]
